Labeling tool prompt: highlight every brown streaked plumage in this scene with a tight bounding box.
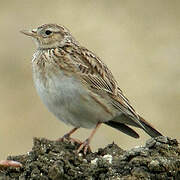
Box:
[21,24,162,154]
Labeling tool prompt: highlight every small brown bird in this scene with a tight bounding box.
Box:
[21,24,162,154]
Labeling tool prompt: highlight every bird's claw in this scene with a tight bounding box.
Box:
[57,135,82,145]
[77,139,92,154]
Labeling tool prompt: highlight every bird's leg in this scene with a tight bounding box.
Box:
[57,127,81,144]
[77,122,102,154]
[62,127,79,139]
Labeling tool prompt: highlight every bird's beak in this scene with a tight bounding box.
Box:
[20,29,37,37]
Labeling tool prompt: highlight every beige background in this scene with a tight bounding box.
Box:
[0,0,179,159]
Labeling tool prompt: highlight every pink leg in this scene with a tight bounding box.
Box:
[57,127,82,144]
[62,127,79,139]
[77,122,102,154]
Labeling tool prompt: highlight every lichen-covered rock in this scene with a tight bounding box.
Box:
[0,136,179,179]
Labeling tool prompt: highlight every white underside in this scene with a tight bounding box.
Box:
[33,66,114,128]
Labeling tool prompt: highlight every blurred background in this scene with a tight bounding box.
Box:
[0,0,179,159]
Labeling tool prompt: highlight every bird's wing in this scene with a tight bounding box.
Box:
[71,47,141,122]
[60,45,162,137]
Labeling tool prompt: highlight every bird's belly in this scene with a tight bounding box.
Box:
[33,71,113,128]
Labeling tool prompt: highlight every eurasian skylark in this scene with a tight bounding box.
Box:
[21,24,162,154]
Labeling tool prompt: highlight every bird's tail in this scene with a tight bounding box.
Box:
[104,114,162,138]
[105,121,140,138]
[138,115,162,137]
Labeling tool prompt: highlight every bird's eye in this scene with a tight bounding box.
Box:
[45,30,52,35]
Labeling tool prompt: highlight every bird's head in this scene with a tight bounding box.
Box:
[21,24,74,49]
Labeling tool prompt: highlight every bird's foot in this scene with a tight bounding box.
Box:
[77,139,92,154]
[57,134,82,145]
[56,127,81,145]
